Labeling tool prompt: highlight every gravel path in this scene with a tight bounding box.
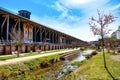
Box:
[0,49,77,65]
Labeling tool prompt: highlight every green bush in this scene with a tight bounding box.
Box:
[82,54,92,59]
[69,60,86,66]
[91,51,97,55]
[82,51,98,60]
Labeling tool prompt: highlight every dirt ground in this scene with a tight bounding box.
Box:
[111,55,120,62]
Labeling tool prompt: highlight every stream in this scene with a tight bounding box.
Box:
[34,50,94,80]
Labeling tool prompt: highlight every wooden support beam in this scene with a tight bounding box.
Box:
[6,15,9,41]
[55,34,58,43]
[14,20,19,28]
[45,30,48,42]
[57,34,60,44]
[18,19,21,30]
[40,28,44,42]
[49,32,51,43]
[52,33,54,43]
[1,16,7,34]
[34,26,36,42]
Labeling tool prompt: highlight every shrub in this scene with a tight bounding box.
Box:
[82,51,98,60]
[69,60,86,66]
[91,51,97,55]
[117,50,120,53]
[80,48,85,51]
[82,54,92,60]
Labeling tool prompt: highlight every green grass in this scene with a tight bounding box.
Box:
[23,54,60,70]
[0,49,69,60]
[69,60,86,66]
[0,54,61,79]
[62,53,120,80]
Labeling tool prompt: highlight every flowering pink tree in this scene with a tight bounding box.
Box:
[89,10,116,68]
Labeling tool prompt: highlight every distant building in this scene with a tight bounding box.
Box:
[111,26,120,40]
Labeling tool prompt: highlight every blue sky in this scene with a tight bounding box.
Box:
[0,0,120,41]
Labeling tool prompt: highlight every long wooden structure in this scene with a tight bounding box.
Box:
[0,7,85,55]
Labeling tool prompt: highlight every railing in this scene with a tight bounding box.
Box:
[0,40,71,46]
[0,40,12,45]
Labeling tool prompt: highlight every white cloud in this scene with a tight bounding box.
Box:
[30,0,120,41]
[53,1,82,24]
[110,4,120,11]
[59,0,96,8]
[111,3,120,10]
[57,0,110,10]
[55,2,68,20]
[64,0,94,4]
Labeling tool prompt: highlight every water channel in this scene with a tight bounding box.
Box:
[33,50,94,80]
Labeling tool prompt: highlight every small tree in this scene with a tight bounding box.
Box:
[109,37,117,54]
[89,10,116,68]
[10,26,23,57]
[95,41,101,50]
[104,37,117,53]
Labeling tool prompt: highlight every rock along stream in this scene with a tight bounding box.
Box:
[33,50,94,80]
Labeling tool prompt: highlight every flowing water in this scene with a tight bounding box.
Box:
[34,50,94,80]
[72,50,94,61]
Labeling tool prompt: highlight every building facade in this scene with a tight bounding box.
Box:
[111,26,120,40]
[0,7,85,55]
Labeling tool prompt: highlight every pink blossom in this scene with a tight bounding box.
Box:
[89,10,116,36]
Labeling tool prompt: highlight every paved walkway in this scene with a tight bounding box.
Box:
[0,49,79,65]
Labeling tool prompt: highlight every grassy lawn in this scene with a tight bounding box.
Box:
[0,49,69,60]
[62,53,120,80]
[0,54,62,79]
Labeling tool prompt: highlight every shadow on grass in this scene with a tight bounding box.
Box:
[105,67,118,80]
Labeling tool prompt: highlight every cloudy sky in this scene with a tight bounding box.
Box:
[0,0,120,41]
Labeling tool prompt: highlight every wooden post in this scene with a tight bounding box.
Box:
[40,28,44,42]
[34,26,36,42]
[6,15,9,41]
[57,34,60,44]
[1,16,7,40]
[40,28,42,42]
[52,33,54,43]
[1,16,7,33]
[45,30,48,43]
[55,34,57,43]
[49,32,51,43]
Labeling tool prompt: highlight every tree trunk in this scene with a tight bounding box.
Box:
[113,48,115,54]
[17,51,19,57]
[16,45,20,57]
[107,48,110,53]
[101,35,107,68]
